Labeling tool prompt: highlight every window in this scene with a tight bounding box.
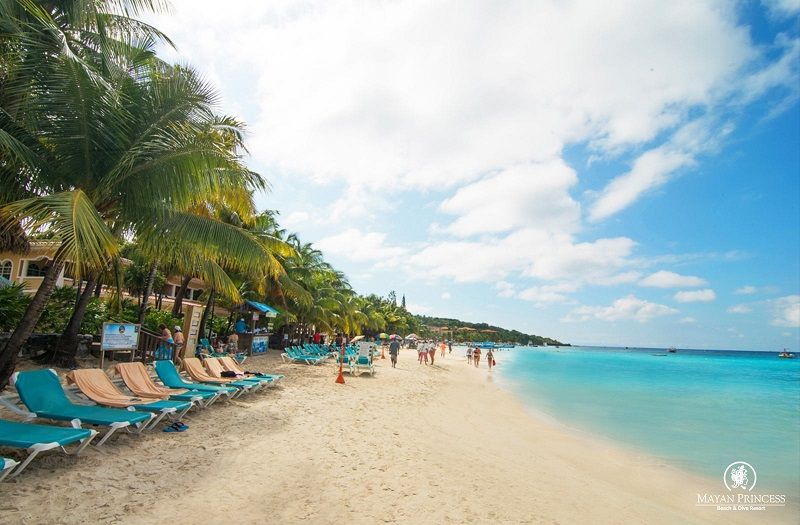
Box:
[0,260,11,280]
[25,260,48,277]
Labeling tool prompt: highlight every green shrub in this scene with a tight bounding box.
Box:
[35,286,76,333]
[79,298,108,335]
[142,308,182,333]
[0,282,31,331]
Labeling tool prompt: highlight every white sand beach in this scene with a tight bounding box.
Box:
[1,350,795,525]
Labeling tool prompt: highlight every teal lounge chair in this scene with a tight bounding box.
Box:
[65,369,193,429]
[11,369,153,446]
[0,457,17,482]
[153,360,238,399]
[0,419,97,479]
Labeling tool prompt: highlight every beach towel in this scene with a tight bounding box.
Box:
[65,369,152,408]
[203,357,240,379]
[114,362,188,399]
[182,357,235,383]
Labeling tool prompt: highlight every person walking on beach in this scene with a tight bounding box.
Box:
[440,342,446,358]
[389,337,400,368]
[448,341,452,354]
[418,343,427,364]
[486,348,494,370]
[467,346,473,364]
[473,347,481,368]
[429,342,436,365]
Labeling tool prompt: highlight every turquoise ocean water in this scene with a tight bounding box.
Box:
[494,346,800,493]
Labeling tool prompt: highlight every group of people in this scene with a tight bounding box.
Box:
[416,341,450,365]
[466,346,495,369]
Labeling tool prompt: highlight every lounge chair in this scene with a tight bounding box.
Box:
[10,369,153,446]
[65,369,192,428]
[202,357,271,388]
[181,358,258,394]
[282,347,326,365]
[353,346,375,376]
[218,356,284,385]
[0,418,97,479]
[0,457,16,482]
[153,360,239,399]
[114,362,219,407]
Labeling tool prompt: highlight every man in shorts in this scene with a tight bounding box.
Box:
[389,337,400,368]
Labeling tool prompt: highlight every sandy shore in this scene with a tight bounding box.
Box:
[1,349,795,524]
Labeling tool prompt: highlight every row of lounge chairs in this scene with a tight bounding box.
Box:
[281,344,335,365]
[0,356,283,480]
[289,344,375,376]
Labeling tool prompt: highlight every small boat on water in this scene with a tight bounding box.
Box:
[667,347,677,353]
[778,350,795,359]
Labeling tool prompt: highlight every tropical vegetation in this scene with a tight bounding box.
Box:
[0,0,563,390]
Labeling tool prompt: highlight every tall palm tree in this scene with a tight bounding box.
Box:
[0,2,275,377]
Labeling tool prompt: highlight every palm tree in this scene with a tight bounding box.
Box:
[0,2,274,376]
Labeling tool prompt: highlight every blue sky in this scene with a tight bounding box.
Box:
[150,1,799,350]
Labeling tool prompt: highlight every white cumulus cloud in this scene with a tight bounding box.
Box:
[316,228,406,262]
[563,295,678,323]
[639,270,708,288]
[674,289,717,303]
[735,285,758,295]
[769,295,800,327]
[727,304,753,314]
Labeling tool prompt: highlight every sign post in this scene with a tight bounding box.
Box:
[99,322,140,368]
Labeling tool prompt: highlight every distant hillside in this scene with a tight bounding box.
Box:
[416,315,567,346]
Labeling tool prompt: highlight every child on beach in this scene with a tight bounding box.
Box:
[486,348,494,369]
[429,343,436,365]
[467,347,473,364]
[440,342,446,358]
[418,344,427,364]
[473,347,481,367]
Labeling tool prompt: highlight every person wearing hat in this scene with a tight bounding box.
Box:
[388,335,400,368]
[173,325,184,355]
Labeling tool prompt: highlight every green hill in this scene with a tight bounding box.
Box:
[415,315,567,346]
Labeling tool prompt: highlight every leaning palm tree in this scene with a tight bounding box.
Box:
[1,41,272,379]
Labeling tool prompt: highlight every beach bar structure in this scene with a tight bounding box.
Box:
[233,301,280,355]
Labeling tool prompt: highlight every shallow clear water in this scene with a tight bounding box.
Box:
[494,346,800,493]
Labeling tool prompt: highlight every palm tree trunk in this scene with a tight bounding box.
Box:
[0,250,66,390]
[93,280,102,297]
[137,260,159,324]
[171,275,191,316]
[41,274,99,367]
[198,288,216,341]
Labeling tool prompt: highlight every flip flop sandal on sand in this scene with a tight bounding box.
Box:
[163,422,187,433]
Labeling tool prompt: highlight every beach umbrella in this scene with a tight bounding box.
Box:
[405,333,419,340]
[389,333,399,339]
[351,335,365,342]
[379,333,389,339]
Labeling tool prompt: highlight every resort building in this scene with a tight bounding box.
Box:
[0,241,215,317]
